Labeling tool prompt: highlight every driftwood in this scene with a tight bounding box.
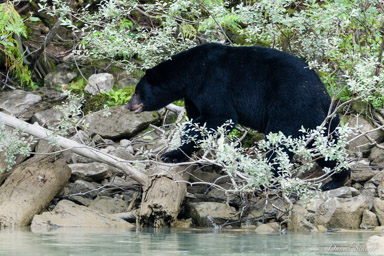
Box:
[0,158,71,227]
[0,112,148,185]
[0,112,192,226]
[139,164,195,227]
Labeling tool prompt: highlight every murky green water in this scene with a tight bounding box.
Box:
[0,227,378,256]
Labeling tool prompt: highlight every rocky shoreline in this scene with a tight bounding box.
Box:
[1,70,384,237]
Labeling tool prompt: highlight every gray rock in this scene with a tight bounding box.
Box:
[172,218,192,228]
[252,197,291,217]
[374,226,384,232]
[68,162,123,182]
[322,186,360,198]
[207,187,241,206]
[85,73,114,95]
[189,202,237,227]
[360,209,379,229]
[0,90,42,120]
[373,198,384,225]
[345,115,384,156]
[287,205,318,232]
[65,195,92,207]
[107,147,135,161]
[362,182,377,197]
[120,139,131,147]
[67,180,98,198]
[366,235,384,255]
[68,131,95,164]
[44,70,77,88]
[314,195,369,229]
[31,200,134,228]
[117,77,138,89]
[130,129,167,154]
[368,172,384,186]
[189,168,225,184]
[84,106,159,139]
[34,87,67,102]
[103,176,140,190]
[255,222,280,234]
[88,197,129,214]
[369,144,384,167]
[351,159,380,183]
[31,108,63,127]
[378,174,384,199]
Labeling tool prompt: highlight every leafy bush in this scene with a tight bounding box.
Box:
[0,122,35,172]
[0,2,34,88]
[169,119,353,197]
[11,0,380,197]
[38,0,384,108]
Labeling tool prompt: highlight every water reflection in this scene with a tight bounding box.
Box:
[0,227,378,256]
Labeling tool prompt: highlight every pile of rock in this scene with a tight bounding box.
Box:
[1,73,384,233]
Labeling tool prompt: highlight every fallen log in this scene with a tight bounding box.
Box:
[0,111,148,186]
[0,111,192,227]
[140,165,195,227]
[0,157,71,227]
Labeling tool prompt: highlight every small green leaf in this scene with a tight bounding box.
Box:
[30,17,41,22]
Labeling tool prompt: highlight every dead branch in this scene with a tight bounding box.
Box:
[30,20,61,70]
[0,111,149,186]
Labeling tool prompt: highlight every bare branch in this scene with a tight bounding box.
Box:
[0,112,149,186]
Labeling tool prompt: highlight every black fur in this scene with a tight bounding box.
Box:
[126,43,350,191]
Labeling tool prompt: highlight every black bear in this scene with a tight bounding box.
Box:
[126,43,350,191]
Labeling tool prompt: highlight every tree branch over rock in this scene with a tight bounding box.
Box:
[0,111,149,186]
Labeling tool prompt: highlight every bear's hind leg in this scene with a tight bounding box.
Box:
[316,158,351,191]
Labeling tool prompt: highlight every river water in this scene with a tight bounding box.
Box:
[0,227,378,256]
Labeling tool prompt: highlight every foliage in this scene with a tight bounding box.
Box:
[170,120,353,198]
[104,87,134,106]
[0,1,35,88]
[0,122,35,172]
[9,0,381,196]
[69,78,86,93]
[38,0,384,108]
[51,90,87,137]
[232,0,384,108]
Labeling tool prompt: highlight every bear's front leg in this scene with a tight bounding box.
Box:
[161,148,192,163]
[161,115,237,163]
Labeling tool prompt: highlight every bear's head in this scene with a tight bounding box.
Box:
[126,67,178,114]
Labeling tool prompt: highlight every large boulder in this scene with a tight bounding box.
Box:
[366,235,384,255]
[360,209,379,229]
[88,197,129,214]
[373,198,384,225]
[344,115,384,156]
[188,202,237,227]
[84,73,114,95]
[351,159,380,183]
[31,200,134,228]
[84,106,159,139]
[314,195,369,229]
[0,90,42,120]
[369,144,384,167]
[44,69,77,88]
[68,162,123,182]
[31,108,64,128]
[0,158,71,227]
[66,179,98,199]
[287,205,318,232]
[255,222,280,234]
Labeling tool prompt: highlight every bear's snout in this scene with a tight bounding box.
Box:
[126,94,144,114]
